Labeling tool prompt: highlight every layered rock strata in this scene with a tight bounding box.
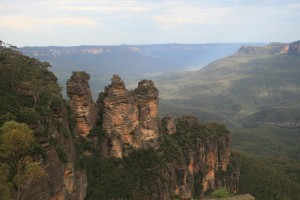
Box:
[99,75,159,158]
[67,71,98,136]
[161,115,239,199]
[238,44,288,55]
[135,79,159,142]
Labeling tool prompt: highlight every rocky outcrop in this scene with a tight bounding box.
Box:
[237,40,300,56]
[97,76,239,198]
[160,115,239,199]
[135,79,159,142]
[161,115,176,135]
[67,71,98,136]
[288,40,300,55]
[21,93,87,200]
[237,43,288,55]
[99,75,159,158]
[0,46,87,200]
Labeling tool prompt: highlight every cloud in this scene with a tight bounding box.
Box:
[227,0,240,3]
[0,16,40,31]
[1,0,299,46]
[50,0,155,16]
[150,2,234,29]
[46,18,97,26]
[286,3,300,10]
[61,4,153,13]
[0,15,97,31]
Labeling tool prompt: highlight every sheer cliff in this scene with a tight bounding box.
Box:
[0,44,86,200]
[159,115,239,199]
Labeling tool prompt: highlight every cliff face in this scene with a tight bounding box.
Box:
[135,80,159,144]
[237,41,300,56]
[161,115,176,135]
[24,85,87,200]
[99,75,159,158]
[25,127,87,200]
[0,45,87,200]
[237,44,288,55]
[67,71,98,136]
[288,40,300,55]
[160,115,239,199]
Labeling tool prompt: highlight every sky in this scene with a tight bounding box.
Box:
[0,0,299,47]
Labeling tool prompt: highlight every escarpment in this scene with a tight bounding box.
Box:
[0,45,87,200]
[238,40,300,56]
[67,71,98,136]
[160,115,238,199]
[21,81,88,200]
[238,44,289,55]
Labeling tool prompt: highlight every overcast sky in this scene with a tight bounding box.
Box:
[0,0,299,47]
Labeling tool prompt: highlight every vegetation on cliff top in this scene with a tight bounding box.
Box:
[76,116,232,199]
[0,43,74,199]
[0,121,46,200]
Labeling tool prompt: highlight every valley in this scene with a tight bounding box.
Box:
[20,43,250,98]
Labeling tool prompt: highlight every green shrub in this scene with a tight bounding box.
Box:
[20,108,39,124]
[210,188,230,198]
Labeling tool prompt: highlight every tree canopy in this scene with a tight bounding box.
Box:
[0,121,45,200]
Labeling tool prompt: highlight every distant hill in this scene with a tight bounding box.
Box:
[158,41,300,126]
[20,43,252,98]
[157,40,300,157]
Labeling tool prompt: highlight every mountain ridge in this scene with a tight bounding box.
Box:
[158,40,300,124]
[19,43,256,99]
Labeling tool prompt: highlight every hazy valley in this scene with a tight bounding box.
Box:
[20,43,250,98]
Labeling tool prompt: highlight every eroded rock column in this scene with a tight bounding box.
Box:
[99,75,160,158]
[135,79,160,147]
[67,71,98,136]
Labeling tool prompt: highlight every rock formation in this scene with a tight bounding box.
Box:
[0,46,88,200]
[237,41,300,56]
[238,44,289,55]
[288,40,300,55]
[160,115,239,199]
[135,79,159,143]
[65,73,239,198]
[24,136,87,200]
[67,71,98,136]
[161,115,176,135]
[99,75,159,158]
[22,85,87,200]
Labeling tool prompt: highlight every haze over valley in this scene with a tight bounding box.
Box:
[20,43,249,97]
